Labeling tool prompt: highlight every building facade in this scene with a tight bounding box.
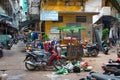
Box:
[41,0,99,42]
[92,0,120,41]
[20,0,119,42]
[0,0,20,35]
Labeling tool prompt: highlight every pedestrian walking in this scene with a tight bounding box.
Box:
[109,21,118,48]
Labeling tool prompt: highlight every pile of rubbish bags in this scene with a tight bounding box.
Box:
[55,60,93,75]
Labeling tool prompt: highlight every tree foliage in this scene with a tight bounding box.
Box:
[42,33,50,41]
[102,28,109,41]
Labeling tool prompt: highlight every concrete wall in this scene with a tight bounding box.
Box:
[0,6,5,13]
[42,1,82,12]
[45,13,93,41]
[0,0,5,12]
[85,0,102,12]
[42,0,101,41]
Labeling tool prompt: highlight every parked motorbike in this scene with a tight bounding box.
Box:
[6,39,13,50]
[102,59,120,76]
[83,43,99,57]
[102,41,110,55]
[79,72,120,80]
[83,40,110,57]
[24,45,65,71]
[0,42,3,58]
[25,42,33,52]
[13,38,18,44]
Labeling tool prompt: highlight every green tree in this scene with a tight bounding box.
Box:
[42,33,50,41]
[102,28,109,41]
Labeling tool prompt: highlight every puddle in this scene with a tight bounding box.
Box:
[7,74,26,80]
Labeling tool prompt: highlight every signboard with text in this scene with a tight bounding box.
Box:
[40,10,58,21]
[50,27,59,33]
[28,0,40,14]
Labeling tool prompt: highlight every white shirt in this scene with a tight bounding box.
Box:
[109,27,118,39]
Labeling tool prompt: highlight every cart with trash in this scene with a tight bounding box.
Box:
[57,26,85,60]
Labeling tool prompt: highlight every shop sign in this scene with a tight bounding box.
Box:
[28,0,40,14]
[50,27,59,33]
[40,10,58,21]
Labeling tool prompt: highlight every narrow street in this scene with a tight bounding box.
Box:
[0,41,118,80]
[0,0,120,80]
[0,41,86,80]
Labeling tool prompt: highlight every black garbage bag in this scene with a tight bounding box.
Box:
[73,66,80,73]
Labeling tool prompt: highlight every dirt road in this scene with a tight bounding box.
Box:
[0,41,118,80]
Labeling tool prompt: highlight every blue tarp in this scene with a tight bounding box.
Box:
[0,35,12,43]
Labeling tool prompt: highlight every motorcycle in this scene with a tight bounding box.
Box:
[102,59,120,76]
[24,45,65,71]
[25,42,33,52]
[102,41,110,55]
[83,40,110,57]
[6,39,13,50]
[79,72,120,80]
[13,38,18,44]
[83,43,99,57]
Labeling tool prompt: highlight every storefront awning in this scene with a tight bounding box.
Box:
[0,13,18,33]
[19,19,40,30]
[94,15,118,24]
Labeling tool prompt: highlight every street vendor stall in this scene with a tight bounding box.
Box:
[58,26,85,60]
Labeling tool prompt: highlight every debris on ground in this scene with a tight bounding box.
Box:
[55,60,93,75]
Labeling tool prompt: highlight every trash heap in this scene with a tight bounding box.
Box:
[55,60,93,75]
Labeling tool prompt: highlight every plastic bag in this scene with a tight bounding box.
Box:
[65,62,74,70]
[55,68,68,74]
[80,61,89,68]
[73,66,81,73]
[74,61,81,67]
[84,66,93,72]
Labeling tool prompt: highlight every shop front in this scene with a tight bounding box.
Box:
[45,12,99,42]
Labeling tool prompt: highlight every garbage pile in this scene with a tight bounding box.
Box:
[55,60,93,75]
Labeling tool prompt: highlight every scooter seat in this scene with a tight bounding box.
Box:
[33,51,43,55]
[107,63,120,69]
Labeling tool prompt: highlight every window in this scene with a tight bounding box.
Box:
[53,16,63,22]
[76,16,86,22]
[58,16,63,22]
